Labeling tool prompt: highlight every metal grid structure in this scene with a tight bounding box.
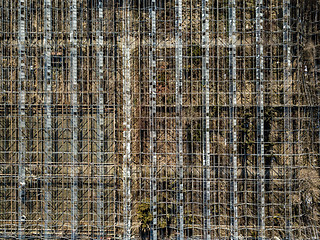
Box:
[0,0,320,239]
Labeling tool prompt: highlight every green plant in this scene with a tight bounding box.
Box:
[137,202,152,234]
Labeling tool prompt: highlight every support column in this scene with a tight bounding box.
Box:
[96,0,104,238]
[70,0,78,238]
[283,0,293,239]
[18,0,26,238]
[202,0,210,239]
[44,0,52,238]
[229,0,238,238]
[149,0,157,239]
[256,0,265,238]
[123,0,132,239]
[175,0,184,239]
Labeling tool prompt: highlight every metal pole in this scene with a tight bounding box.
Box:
[123,0,132,238]
[70,0,78,238]
[229,0,238,238]
[256,0,265,238]
[202,0,210,239]
[18,0,26,238]
[283,0,293,239]
[44,0,52,238]
[96,0,105,238]
[175,0,184,239]
[149,0,157,239]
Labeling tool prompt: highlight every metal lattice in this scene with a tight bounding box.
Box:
[0,0,320,239]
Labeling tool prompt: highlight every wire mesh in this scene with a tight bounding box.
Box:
[0,0,319,239]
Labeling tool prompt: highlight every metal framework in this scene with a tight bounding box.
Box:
[202,0,210,239]
[175,0,183,239]
[0,0,320,239]
[228,0,238,238]
[43,0,52,238]
[96,0,104,238]
[70,0,78,238]
[122,0,132,239]
[256,0,265,238]
[149,0,157,239]
[17,0,26,238]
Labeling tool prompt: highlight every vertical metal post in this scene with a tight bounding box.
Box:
[256,0,265,238]
[70,0,78,238]
[18,0,26,238]
[229,0,238,238]
[123,0,132,239]
[202,0,210,239]
[149,0,157,239]
[175,0,184,239]
[96,0,104,238]
[44,0,52,238]
[283,0,293,239]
